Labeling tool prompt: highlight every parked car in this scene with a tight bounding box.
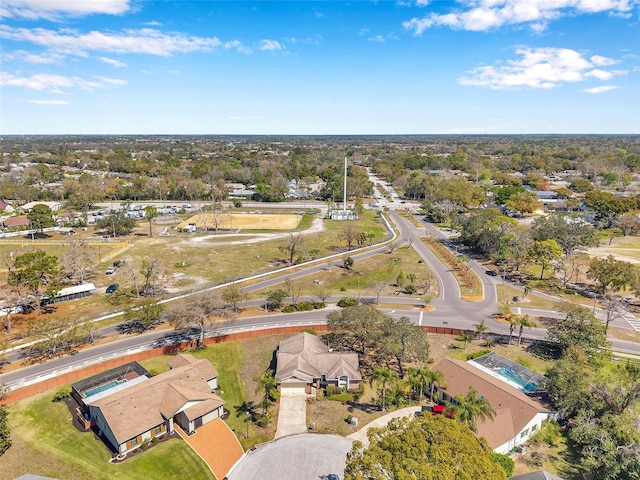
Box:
[105,266,116,275]
[106,283,119,294]
[485,270,498,276]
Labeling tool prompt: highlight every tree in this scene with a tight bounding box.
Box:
[0,406,10,457]
[456,331,474,350]
[530,213,598,256]
[344,415,507,480]
[254,369,278,415]
[473,319,489,341]
[339,222,361,251]
[143,205,158,237]
[547,306,611,361]
[165,291,233,347]
[24,317,91,359]
[265,289,287,311]
[327,304,385,357]
[527,239,562,280]
[505,190,540,214]
[450,386,496,432]
[426,368,447,402]
[543,347,593,418]
[515,315,536,346]
[379,316,430,379]
[601,294,623,333]
[96,211,136,237]
[587,255,634,295]
[279,232,304,265]
[7,250,61,313]
[123,299,165,333]
[222,282,247,312]
[27,204,55,234]
[60,239,97,285]
[554,251,590,288]
[370,366,398,411]
[408,367,431,403]
[140,258,166,296]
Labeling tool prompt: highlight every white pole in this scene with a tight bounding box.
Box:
[343,157,347,212]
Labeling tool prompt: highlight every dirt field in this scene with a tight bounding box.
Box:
[178,212,301,231]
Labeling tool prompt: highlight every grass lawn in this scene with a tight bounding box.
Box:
[1,389,213,480]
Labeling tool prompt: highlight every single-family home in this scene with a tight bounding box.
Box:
[74,354,224,455]
[2,215,30,230]
[275,332,362,395]
[0,201,14,213]
[430,356,557,454]
[20,201,63,212]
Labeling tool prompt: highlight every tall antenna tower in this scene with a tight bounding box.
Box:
[343,156,347,212]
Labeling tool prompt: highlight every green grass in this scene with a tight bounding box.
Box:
[2,390,213,480]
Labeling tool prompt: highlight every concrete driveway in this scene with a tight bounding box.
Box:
[228,433,351,480]
[275,389,308,438]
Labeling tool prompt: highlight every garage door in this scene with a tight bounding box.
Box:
[281,381,307,395]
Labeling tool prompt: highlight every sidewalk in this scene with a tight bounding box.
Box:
[347,406,422,447]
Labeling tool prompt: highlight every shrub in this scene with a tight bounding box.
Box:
[337,296,358,307]
[52,386,71,402]
[282,305,297,313]
[489,452,515,477]
[328,392,354,403]
[466,349,491,361]
[530,421,563,447]
[313,302,326,309]
[326,385,343,396]
[296,301,315,311]
[255,413,272,428]
[302,328,317,335]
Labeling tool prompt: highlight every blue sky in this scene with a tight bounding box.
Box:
[1,0,638,134]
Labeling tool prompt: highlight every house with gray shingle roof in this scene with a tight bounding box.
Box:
[275,332,362,395]
[79,354,224,454]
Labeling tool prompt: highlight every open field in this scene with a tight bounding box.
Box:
[178,212,301,231]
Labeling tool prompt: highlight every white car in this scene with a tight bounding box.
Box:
[105,266,116,275]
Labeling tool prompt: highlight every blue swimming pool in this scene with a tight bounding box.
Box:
[499,367,538,392]
[85,379,125,397]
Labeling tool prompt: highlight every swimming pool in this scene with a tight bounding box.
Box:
[499,367,538,392]
[85,379,126,397]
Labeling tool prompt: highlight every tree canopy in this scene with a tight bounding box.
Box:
[344,415,507,480]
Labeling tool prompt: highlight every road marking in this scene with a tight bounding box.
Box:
[622,314,640,331]
[419,311,423,327]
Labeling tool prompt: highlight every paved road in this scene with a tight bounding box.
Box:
[3,184,640,391]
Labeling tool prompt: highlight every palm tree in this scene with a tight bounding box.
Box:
[370,367,398,411]
[473,319,489,341]
[456,331,474,350]
[408,367,431,403]
[254,369,278,415]
[451,386,496,432]
[515,315,536,346]
[426,369,447,402]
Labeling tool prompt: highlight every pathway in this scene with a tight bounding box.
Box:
[347,406,422,447]
[176,418,244,480]
[275,389,308,438]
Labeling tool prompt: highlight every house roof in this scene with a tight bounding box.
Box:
[431,358,549,449]
[510,471,565,480]
[90,357,223,445]
[3,215,29,227]
[168,353,219,380]
[276,332,362,383]
[57,283,96,297]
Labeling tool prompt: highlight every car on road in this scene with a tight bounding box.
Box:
[485,270,498,276]
[105,266,116,275]
[106,283,119,294]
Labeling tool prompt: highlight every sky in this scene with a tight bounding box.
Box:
[0,0,639,135]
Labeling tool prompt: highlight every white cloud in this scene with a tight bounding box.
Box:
[0,71,126,93]
[99,56,127,68]
[459,47,625,89]
[27,99,69,105]
[0,26,222,57]
[584,85,618,93]
[259,39,283,51]
[368,34,387,43]
[224,40,252,54]
[403,0,636,34]
[0,0,131,20]
[3,49,65,64]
